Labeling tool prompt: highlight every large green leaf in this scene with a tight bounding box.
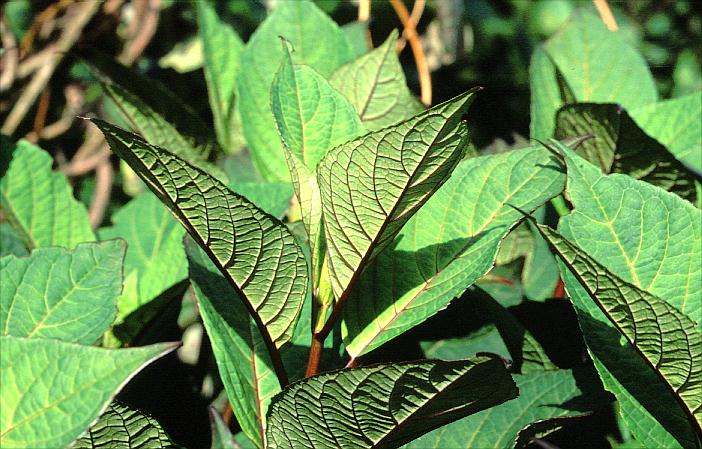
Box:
[98,192,186,330]
[343,146,565,359]
[555,103,699,202]
[0,139,94,249]
[187,239,280,449]
[1,240,124,344]
[73,401,180,449]
[554,142,702,447]
[530,9,657,141]
[237,0,354,181]
[406,368,608,449]
[535,224,702,440]
[628,93,702,173]
[318,90,478,302]
[330,31,423,130]
[94,120,308,351]
[265,356,517,449]
[271,43,364,285]
[83,49,218,165]
[197,0,245,154]
[0,336,175,449]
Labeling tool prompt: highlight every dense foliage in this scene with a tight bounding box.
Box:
[1,1,700,448]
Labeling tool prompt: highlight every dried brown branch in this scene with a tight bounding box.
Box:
[396,0,425,53]
[593,0,619,31]
[88,152,114,229]
[26,85,84,143]
[118,0,161,66]
[389,0,432,106]
[0,16,18,92]
[1,0,100,135]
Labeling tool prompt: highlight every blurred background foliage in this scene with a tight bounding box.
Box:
[1,1,700,447]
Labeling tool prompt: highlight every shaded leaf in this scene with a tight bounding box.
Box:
[318,90,478,301]
[330,31,423,130]
[0,336,176,449]
[0,224,27,258]
[94,120,308,349]
[228,181,293,219]
[266,356,517,449]
[197,0,245,154]
[343,146,565,359]
[237,0,354,180]
[187,239,280,448]
[1,240,124,344]
[0,139,94,249]
[73,401,180,449]
[209,407,237,449]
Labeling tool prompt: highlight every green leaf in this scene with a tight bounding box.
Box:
[272,43,364,170]
[197,0,245,154]
[94,120,308,350]
[0,336,176,449]
[535,224,702,443]
[555,103,699,202]
[73,401,180,449]
[554,142,702,447]
[265,356,518,449]
[0,139,94,249]
[522,213,560,301]
[98,192,187,329]
[406,368,608,449]
[237,0,354,181]
[187,239,280,449]
[330,31,423,131]
[1,240,124,344]
[343,146,565,359]
[82,49,218,166]
[0,224,27,258]
[530,10,657,141]
[318,90,478,301]
[228,181,293,219]
[342,21,369,58]
[209,407,237,449]
[628,93,702,173]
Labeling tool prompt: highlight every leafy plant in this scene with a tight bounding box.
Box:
[1,1,700,448]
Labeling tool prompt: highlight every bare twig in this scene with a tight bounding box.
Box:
[0,16,18,92]
[2,0,100,135]
[389,0,432,106]
[396,0,425,53]
[118,0,161,66]
[32,89,51,136]
[357,0,371,22]
[19,0,73,54]
[593,0,619,31]
[88,152,114,229]
[26,85,84,142]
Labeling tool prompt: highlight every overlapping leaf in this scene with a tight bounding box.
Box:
[343,146,565,359]
[318,90,478,301]
[0,139,94,249]
[73,401,180,449]
[536,224,702,436]
[555,103,698,202]
[0,336,175,449]
[554,142,702,447]
[94,120,308,348]
[1,240,124,344]
[266,356,517,449]
[209,408,237,449]
[187,239,280,448]
[99,192,187,333]
[197,0,245,154]
[237,0,355,180]
[330,31,423,130]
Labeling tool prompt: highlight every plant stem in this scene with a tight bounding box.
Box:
[305,335,324,377]
[551,195,570,217]
[592,0,619,31]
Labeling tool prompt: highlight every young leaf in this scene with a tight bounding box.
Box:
[94,121,307,351]
[407,368,609,449]
[1,240,124,344]
[330,31,424,130]
[318,89,479,302]
[628,93,702,173]
[0,336,176,449]
[197,0,245,154]
[343,146,565,359]
[554,141,702,447]
[535,224,702,440]
[82,49,218,165]
[529,47,561,141]
[73,401,180,449]
[98,192,187,332]
[555,103,699,202]
[0,139,94,249]
[265,356,517,449]
[187,239,280,448]
[209,407,237,449]
[237,0,355,181]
